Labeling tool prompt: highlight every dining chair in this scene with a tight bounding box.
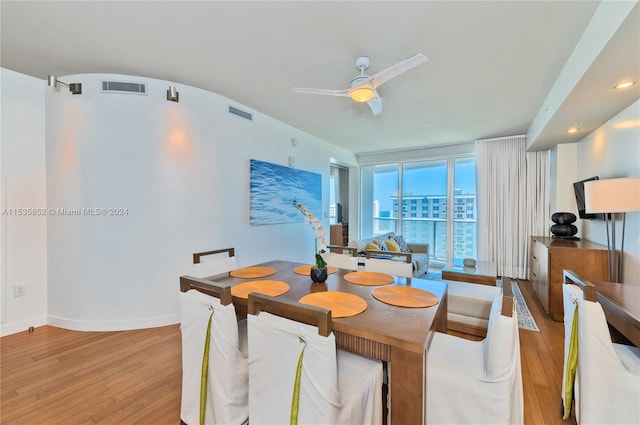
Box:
[190,248,247,363]
[426,282,523,424]
[561,271,640,424]
[364,256,412,278]
[246,293,383,425]
[192,247,236,278]
[321,251,359,271]
[179,277,248,425]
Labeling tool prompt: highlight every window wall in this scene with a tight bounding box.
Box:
[360,164,398,235]
[361,153,476,264]
[400,160,448,259]
[453,157,477,261]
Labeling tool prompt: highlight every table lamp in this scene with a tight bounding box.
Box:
[584,177,640,282]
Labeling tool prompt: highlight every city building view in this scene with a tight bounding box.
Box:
[373,189,477,261]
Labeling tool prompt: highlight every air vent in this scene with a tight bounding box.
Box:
[228,105,253,121]
[101,81,147,95]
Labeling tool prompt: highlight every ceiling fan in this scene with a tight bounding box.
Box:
[293,53,427,116]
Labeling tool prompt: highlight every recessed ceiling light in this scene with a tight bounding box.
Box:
[567,122,582,134]
[614,81,636,90]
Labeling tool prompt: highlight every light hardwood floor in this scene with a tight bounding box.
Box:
[1,280,576,424]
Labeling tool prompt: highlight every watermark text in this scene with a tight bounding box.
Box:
[1,207,129,216]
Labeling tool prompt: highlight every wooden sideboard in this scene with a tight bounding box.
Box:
[530,236,613,321]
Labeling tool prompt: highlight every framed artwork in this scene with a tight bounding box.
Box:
[250,159,322,225]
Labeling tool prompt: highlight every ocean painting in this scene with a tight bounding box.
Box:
[250,159,322,225]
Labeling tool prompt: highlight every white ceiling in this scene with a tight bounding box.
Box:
[1,1,638,155]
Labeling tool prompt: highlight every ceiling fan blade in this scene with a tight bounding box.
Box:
[367,93,383,116]
[292,87,350,97]
[370,53,428,88]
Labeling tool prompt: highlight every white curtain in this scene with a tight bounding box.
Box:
[476,135,549,279]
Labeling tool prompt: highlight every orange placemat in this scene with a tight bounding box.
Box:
[230,266,277,279]
[293,265,337,276]
[230,280,290,299]
[372,286,439,308]
[343,271,394,286]
[299,292,367,318]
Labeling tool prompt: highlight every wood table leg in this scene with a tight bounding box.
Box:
[388,291,447,424]
[389,348,424,425]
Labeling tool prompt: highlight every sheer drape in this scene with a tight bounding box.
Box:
[476,135,549,279]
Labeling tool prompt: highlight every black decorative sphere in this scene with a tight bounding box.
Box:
[550,224,578,237]
[551,212,577,224]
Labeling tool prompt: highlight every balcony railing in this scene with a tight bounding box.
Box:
[371,217,476,262]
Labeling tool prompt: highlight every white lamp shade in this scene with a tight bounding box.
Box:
[584,177,640,213]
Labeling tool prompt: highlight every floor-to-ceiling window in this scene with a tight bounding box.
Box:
[453,157,477,261]
[401,160,448,260]
[360,164,398,236]
[361,154,476,264]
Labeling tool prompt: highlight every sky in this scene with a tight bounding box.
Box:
[374,159,476,211]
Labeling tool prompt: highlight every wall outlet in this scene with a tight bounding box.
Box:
[13,284,26,297]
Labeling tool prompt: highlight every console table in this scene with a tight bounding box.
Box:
[530,236,613,321]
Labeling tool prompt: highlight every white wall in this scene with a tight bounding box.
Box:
[554,99,640,283]
[0,68,48,336]
[550,143,579,234]
[2,69,357,334]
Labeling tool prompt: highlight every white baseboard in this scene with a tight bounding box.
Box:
[47,313,181,332]
[0,314,181,337]
[0,315,48,337]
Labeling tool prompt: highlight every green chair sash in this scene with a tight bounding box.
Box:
[563,303,579,420]
[290,338,307,425]
[200,309,214,425]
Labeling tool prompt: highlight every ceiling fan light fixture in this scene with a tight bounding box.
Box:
[292,54,426,114]
[349,86,375,103]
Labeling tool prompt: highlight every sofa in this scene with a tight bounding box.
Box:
[329,232,429,278]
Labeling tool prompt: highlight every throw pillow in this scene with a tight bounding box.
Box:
[376,239,388,251]
[385,238,401,252]
[366,242,380,251]
[390,234,410,253]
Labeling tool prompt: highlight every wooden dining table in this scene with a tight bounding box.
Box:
[194,259,448,425]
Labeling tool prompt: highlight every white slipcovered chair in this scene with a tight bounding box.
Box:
[561,271,640,424]
[190,247,248,357]
[445,279,502,337]
[179,277,248,425]
[364,256,412,278]
[426,283,523,425]
[321,251,359,271]
[192,247,236,278]
[247,293,383,425]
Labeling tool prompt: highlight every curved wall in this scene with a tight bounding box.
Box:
[46,73,357,330]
